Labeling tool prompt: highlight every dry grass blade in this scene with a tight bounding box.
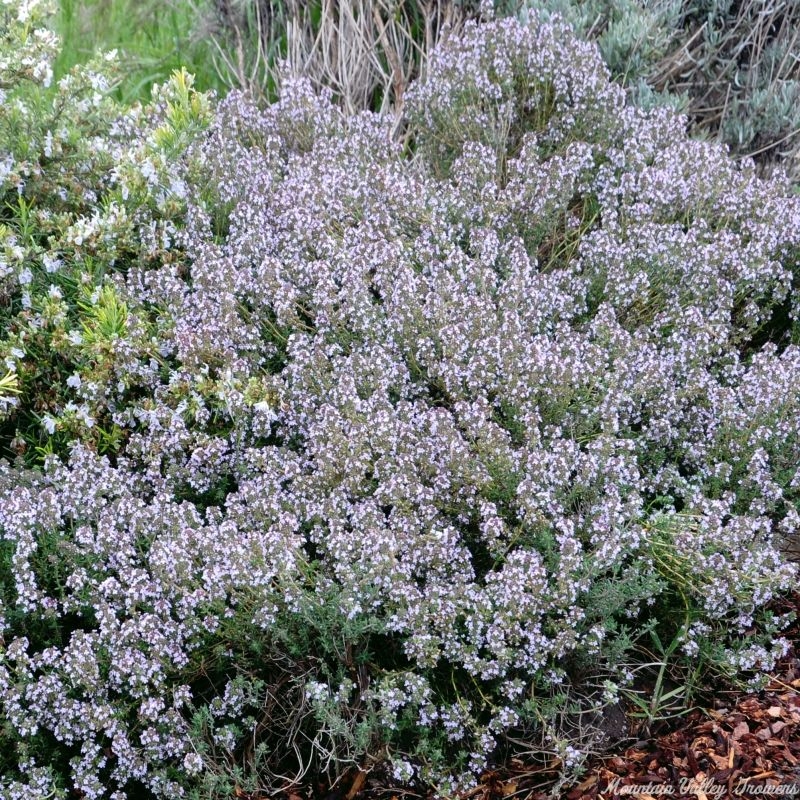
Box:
[187,0,476,124]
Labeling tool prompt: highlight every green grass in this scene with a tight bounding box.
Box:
[53,0,226,102]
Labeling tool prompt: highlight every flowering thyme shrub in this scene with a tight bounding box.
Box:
[2,6,800,799]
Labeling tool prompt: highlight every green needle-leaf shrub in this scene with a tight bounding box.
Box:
[1,3,800,798]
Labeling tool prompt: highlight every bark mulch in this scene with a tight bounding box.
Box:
[486,592,800,800]
[560,678,800,800]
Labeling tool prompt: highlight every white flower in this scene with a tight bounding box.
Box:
[76,406,94,428]
[253,400,278,423]
[0,155,13,184]
[42,253,64,272]
[305,681,329,702]
[182,752,204,776]
[391,759,416,783]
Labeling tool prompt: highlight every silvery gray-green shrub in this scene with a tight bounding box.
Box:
[2,2,800,799]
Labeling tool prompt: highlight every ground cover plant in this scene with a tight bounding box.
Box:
[2,1,800,798]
